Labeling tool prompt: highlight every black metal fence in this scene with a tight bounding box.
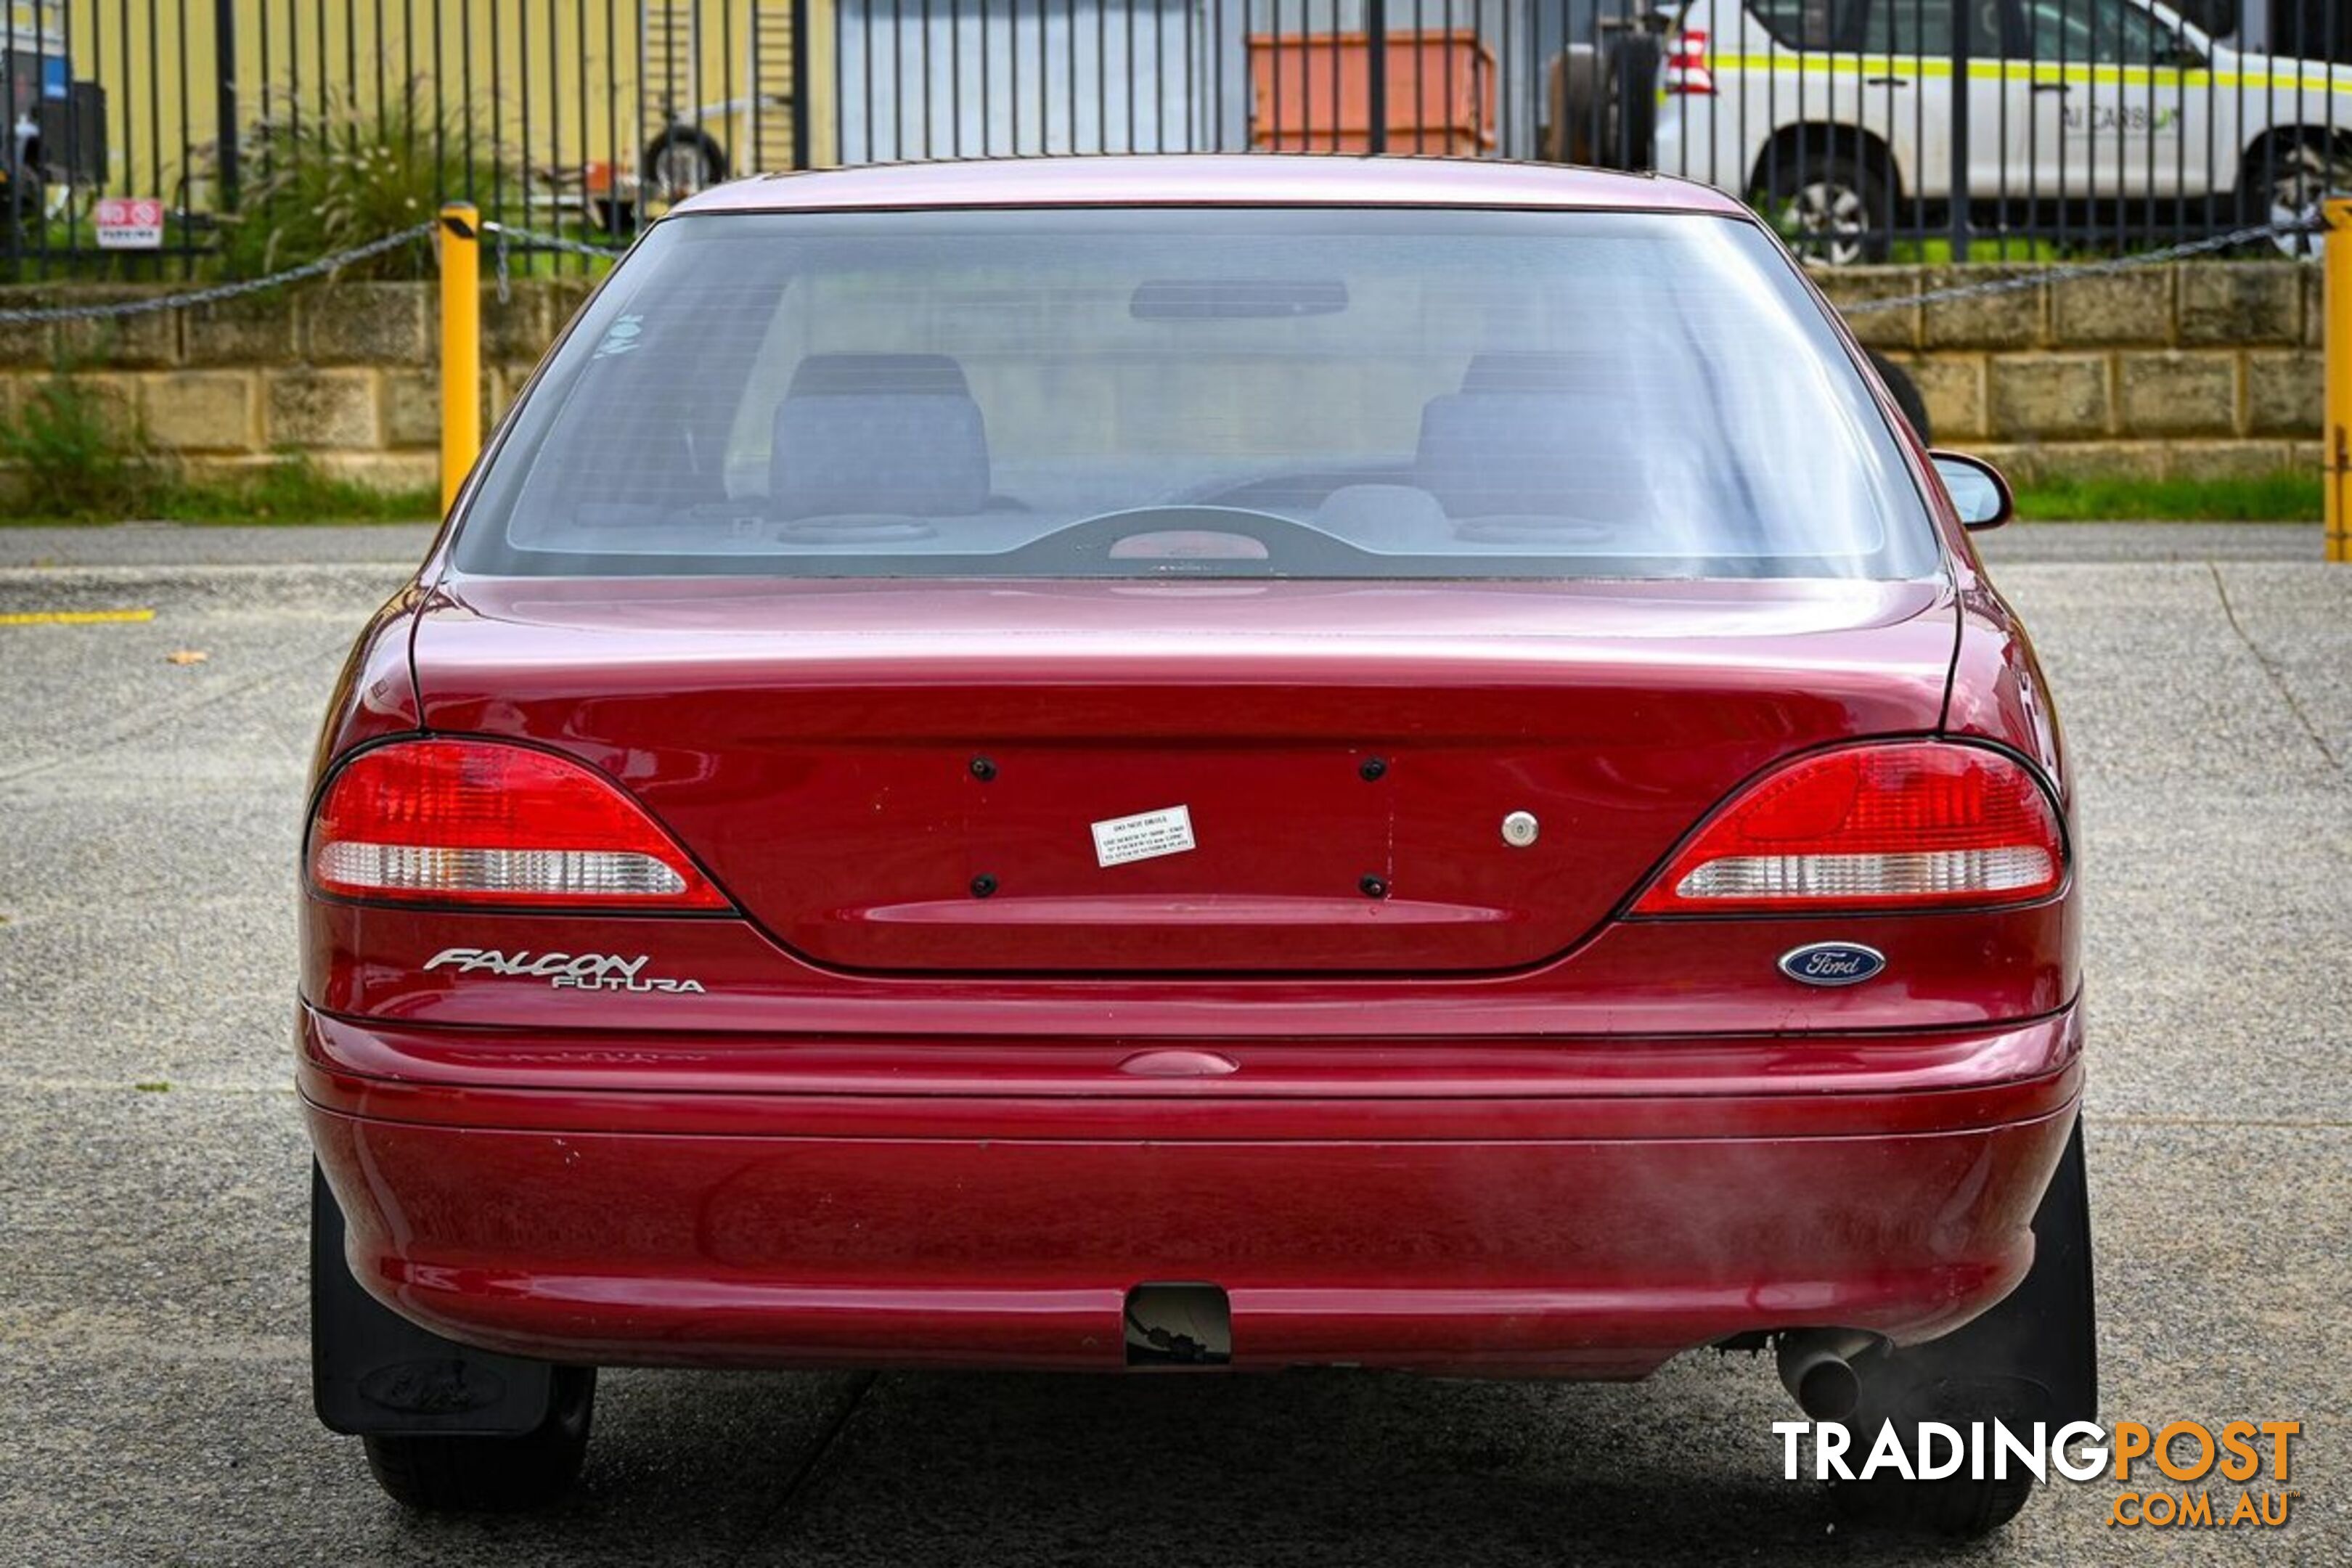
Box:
[1,0,2346,279]
[0,0,819,277]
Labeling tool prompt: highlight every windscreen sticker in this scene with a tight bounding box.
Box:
[591,313,645,360]
[1091,804,1196,868]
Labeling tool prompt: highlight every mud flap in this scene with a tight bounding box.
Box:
[311,1163,563,1436]
[1857,1115,2099,1432]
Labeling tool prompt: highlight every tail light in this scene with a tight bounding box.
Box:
[1632,742,2063,915]
[1665,30,1716,96]
[309,738,727,910]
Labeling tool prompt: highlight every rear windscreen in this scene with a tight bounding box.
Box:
[454,206,1939,580]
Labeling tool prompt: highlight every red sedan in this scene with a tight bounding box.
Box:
[302,155,2091,1534]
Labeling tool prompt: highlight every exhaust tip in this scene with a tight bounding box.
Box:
[1776,1329,1879,1421]
[1793,1356,1862,1421]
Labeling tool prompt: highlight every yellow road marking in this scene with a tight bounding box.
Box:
[0,608,156,626]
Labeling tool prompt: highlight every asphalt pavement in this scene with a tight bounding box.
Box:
[1,521,2345,1564]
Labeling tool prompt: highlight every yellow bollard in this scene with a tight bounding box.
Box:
[2327,199,2352,563]
[437,203,482,516]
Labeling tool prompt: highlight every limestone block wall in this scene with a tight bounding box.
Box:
[1818,262,2322,482]
[0,280,589,497]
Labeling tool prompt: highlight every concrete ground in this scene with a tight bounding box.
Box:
[0,521,2344,1564]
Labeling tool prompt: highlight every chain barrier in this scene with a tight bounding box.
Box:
[479,220,630,306]
[1837,218,2328,316]
[0,219,622,326]
[0,224,438,326]
[479,220,629,261]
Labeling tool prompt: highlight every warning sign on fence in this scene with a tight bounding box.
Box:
[94,199,165,250]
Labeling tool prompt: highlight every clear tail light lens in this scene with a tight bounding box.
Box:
[1633,742,2064,915]
[309,739,727,909]
[1665,30,1717,96]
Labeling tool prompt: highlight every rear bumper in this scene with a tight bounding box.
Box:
[301,1003,2082,1376]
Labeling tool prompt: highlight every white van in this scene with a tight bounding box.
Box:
[1652,0,2352,260]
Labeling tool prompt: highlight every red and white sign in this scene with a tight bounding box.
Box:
[94,197,166,250]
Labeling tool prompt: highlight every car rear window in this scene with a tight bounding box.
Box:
[453,206,1939,581]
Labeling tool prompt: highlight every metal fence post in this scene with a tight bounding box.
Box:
[791,0,813,170]
[1948,4,1970,264]
[438,203,482,516]
[1365,0,1387,155]
[213,0,240,208]
[2328,200,2352,565]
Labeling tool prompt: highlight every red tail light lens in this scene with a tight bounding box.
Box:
[1633,743,2064,915]
[1665,30,1716,96]
[310,739,726,909]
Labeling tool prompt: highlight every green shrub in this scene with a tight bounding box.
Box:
[211,83,513,281]
[154,457,438,523]
[0,371,172,518]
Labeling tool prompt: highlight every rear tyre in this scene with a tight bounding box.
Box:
[1765,151,1892,266]
[1829,1413,2038,1538]
[362,1367,596,1511]
[1827,1118,2096,1538]
[1866,351,1933,445]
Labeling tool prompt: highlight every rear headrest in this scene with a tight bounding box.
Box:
[772,354,989,518]
[788,353,971,398]
[1416,391,1616,518]
[1459,352,1612,393]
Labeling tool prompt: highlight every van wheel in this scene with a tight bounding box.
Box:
[362,1367,596,1511]
[1767,153,1890,266]
[1826,1118,2096,1538]
[2244,136,2351,258]
[642,127,727,205]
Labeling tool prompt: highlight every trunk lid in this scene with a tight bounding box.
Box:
[413,576,1956,973]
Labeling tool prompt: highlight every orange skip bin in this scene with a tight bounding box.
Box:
[1248,30,1497,157]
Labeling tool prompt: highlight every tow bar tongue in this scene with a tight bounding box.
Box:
[1124,1283,1232,1366]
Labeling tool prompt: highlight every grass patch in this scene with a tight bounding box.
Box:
[150,462,439,524]
[2012,472,2321,523]
[1,373,437,523]
[1887,237,2066,266]
[2,462,439,526]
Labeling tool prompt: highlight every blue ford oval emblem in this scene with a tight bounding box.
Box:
[1778,942,1887,987]
[359,1357,507,1415]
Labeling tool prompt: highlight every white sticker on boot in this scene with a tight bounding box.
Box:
[1090,804,1197,868]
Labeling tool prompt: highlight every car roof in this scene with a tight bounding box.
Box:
[668,155,1752,219]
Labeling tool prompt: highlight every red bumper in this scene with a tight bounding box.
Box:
[301,1004,2081,1377]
